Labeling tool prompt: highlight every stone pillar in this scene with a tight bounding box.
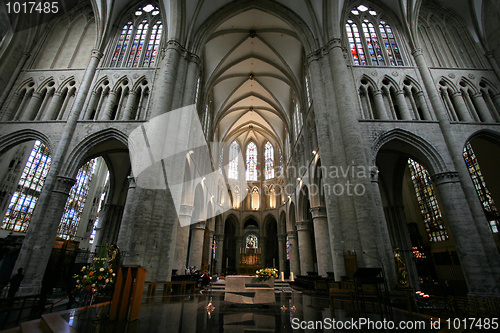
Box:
[14,49,103,294]
[287,231,300,278]
[43,92,64,120]
[121,90,138,120]
[415,91,432,120]
[413,48,500,295]
[277,234,286,274]
[450,92,473,121]
[149,42,182,117]
[101,91,117,120]
[310,206,333,276]
[484,51,500,82]
[395,90,412,120]
[215,233,224,275]
[235,236,243,268]
[97,204,124,247]
[173,204,193,273]
[0,52,30,111]
[2,92,23,120]
[471,92,495,122]
[432,172,499,295]
[296,220,314,274]
[491,93,500,121]
[374,90,389,120]
[20,92,43,120]
[260,236,267,266]
[181,56,200,106]
[18,176,75,294]
[187,221,205,270]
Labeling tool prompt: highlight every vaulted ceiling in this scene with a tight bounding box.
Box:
[204,9,302,151]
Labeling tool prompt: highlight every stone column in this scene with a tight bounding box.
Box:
[310,206,333,276]
[2,92,23,120]
[374,90,389,120]
[395,90,412,120]
[491,93,500,121]
[432,172,499,295]
[149,42,182,117]
[277,234,286,274]
[20,92,43,120]
[287,231,300,278]
[484,51,500,82]
[259,236,267,266]
[14,49,103,294]
[296,220,314,274]
[215,233,224,275]
[414,91,432,120]
[121,90,138,120]
[187,221,205,270]
[471,92,495,122]
[181,56,200,106]
[101,91,117,120]
[0,52,30,110]
[43,92,64,120]
[173,204,193,273]
[235,236,243,268]
[412,48,500,295]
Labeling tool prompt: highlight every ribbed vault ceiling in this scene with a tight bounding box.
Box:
[205,9,302,149]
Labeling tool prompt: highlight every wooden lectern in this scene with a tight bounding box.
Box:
[109,265,146,321]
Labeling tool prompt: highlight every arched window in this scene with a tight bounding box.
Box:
[346,4,403,66]
[408,158,448,242]
[109,4,162,68]
[2,141,51,232]
[463,143,499,233]
[264,141,274,180]
[228,141,240,179]
[246,234,258,248]
[57,158,97,239]
[246,142,257,181]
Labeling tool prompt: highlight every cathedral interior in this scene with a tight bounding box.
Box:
[1,0,500,301]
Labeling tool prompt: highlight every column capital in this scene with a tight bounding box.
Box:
[286,231,297,239]
[411,48,424,58]
[309,206,327,219]
[91,49,103,59]
[179,204,194,217]
[296,220,311,231]
[431,171,459,186]
[190,221,206,230]
[484,50,495,59]
[370,166,380,182]
[277,234,286,242]
[53,176,76,194]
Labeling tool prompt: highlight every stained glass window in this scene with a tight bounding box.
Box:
[57,159,97,239]
[109,4,162,68]
[246,234,258,248]
[408,158,448,242]
[286,235,290,260]
[219,147,224,175]
[228,141,239,180]
[246,142,257,181]
[346,5,403,66]
[2,141,51,232]
[463,143,499,233]
[264,142,274,180]
[90,171,110,244]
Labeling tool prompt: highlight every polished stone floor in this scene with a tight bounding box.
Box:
[57,291,428,333]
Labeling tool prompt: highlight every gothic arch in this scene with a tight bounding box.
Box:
[372,128,447,175]
[61,128,129,178]
[0,129,52,154]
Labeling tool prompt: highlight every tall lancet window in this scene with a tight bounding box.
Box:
[246,142,257,182]
[2,141,51,232]
[264,141,274,180]
[346,4,404,66]
[110,4,162,68]
[408,158,448,242]
[228,141,240,180]
[57,159,97,239]
[463,143,499,233]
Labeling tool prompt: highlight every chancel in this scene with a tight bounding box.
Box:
[1,0,500,331]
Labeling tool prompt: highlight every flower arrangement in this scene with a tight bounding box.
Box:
[256,267,278,279]
[74,257,116,293]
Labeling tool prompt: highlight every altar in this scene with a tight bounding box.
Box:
[224,275,275,304]
[237,247,263,275]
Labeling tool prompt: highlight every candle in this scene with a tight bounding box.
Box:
[290,272,294,282]
[226,257,228,267]
[281,272,284,281]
